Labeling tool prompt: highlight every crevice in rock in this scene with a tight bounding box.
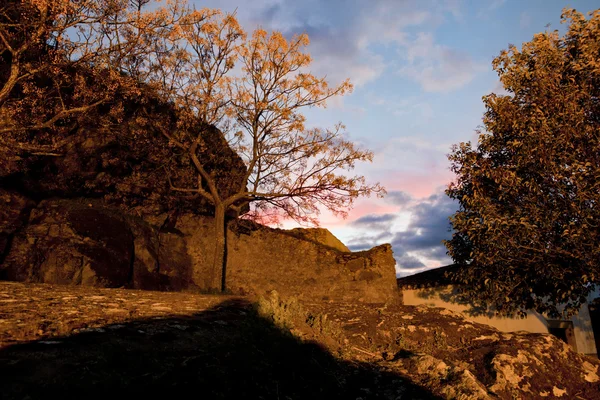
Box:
[127,227,136,289]
[156,225,164,277]
[0,199,36,270]
[0,232,15,270]
[222,217,231,293]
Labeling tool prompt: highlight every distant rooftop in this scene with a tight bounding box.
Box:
[396,264,463,289]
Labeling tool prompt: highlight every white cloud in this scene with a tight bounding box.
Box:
[520,11,531,29]
[192,0,470,89]
[442,0,464,21]
[489,0,506,11]
[490,79,512,96]
[397,32,485,92]
[477,0,507,19]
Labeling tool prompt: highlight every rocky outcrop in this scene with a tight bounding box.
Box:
[0,90,247,220]
[0,199,193,291]
[1,282,598,400]
[2,199,132,287]
[0,199,398,303]
[0,59,397,303]
[0,69,395,302]
[267,295,600,399]
[0,190,33,263]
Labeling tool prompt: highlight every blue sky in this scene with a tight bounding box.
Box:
[192,0,600,276]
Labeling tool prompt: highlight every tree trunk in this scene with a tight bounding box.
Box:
[210,202,227,292]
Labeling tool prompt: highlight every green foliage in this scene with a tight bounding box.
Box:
[445,8,600,317]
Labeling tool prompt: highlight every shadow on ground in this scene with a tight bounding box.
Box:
[0,299,439,399]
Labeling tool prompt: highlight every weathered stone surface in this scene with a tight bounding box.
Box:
[1,200,133,287]
[154,228,194,291]
[2,282,599,400]
[286,228,351,252]
[171,217,398,303]
[0,199,194,291]
[1,199,397,302]
[0,282,433,399]
[0,190,33,262]
[295,300,600,400]
[0,100,247,221]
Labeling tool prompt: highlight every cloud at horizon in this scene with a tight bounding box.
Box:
[340,188,457,276]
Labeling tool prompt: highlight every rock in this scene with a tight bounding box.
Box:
[0,199,194,291]
[1,199,399,300]
[128,218,193,291]
[1,200,133,287]
[0,96,247,221]
[291,301,600,400]
[0,190,33,264]
[1,281,599,399]
[286,228,351,252]
[153,228,194,291]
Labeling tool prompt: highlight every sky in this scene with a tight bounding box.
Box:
[191,0,600,277]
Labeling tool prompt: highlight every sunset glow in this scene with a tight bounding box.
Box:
[198,0,600,276]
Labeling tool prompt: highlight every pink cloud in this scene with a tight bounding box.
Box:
[311,200,399,228]
[381,169,455,199]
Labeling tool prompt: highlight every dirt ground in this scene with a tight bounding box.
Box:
[1,281,599,399]
[0,282,436,399]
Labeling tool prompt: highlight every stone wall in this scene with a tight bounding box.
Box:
[164,216,399,304]
[0,198,400,304]
[285,228,351,252]
[228,225,396,303]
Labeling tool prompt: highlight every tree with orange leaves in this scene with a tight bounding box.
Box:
[1,1,383,292]
[160,20,385,291]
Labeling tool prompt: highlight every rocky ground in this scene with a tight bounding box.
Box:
[1,281,599,399]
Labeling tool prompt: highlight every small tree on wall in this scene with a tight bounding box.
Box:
[156,14,385,291]
[445,9,600,317]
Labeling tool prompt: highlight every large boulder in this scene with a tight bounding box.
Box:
[0,199,193,290]
[0,87,247,220]
[1,200,134,287]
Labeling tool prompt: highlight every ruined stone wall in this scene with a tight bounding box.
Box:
[227,224,397,303]
[171,216,399,304]
[0,197,400,305]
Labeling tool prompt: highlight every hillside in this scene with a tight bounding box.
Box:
[1,281,598,399]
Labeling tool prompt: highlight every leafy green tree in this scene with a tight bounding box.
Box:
[445,8,600,317]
